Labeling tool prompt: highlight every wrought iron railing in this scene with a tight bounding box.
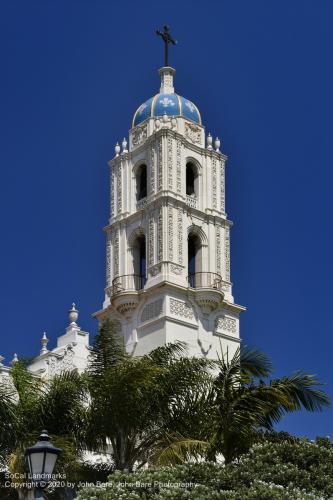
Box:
[111,274,146,295]
[187,272,223,291]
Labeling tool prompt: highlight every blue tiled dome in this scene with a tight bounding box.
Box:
[133,93,201,127]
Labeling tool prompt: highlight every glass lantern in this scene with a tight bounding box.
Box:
[25,430,61,484]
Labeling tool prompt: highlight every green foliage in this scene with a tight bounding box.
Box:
[88,319,126,377]
[0,334,330,498]
[0,384,18,456]
[0,363,89,499]
[76,436,333,499]
[86,322,212,471]
[207,346,330,463]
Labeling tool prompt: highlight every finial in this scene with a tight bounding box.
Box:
[215,137,221,152]
[115,142,120,157]
[207,133,213,150]
[68,303,79,325]
[0,355,4,366]
[121,137,128,153]
[156,25,177,67]
[11,353,18,365]
[162,112,169,126]
[40,332,49,355]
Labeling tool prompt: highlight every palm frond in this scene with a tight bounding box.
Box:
[240,346,272,378]
[146,341,188,365]
[270,372,330,412]
[151,433,209,465]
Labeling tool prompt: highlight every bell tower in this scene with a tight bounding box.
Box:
[95,50,245,358]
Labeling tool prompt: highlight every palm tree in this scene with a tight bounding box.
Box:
[86,321,330,469]
[207,346,330,463]
[1,325,329,488]
[0,361,89,499]
[85,320,211,471]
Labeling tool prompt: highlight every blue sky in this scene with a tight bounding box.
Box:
[0,0,332,438]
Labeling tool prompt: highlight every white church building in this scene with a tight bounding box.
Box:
[0,57,245,379]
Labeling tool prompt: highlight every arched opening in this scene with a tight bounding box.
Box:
[186,162,198,196]
[188,233,202,287]
[136,164,147,201]
[132,234,146,289]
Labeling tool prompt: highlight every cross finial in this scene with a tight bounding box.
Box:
[156,25,177,67]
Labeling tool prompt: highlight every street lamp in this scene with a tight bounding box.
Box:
[25,430,62,499]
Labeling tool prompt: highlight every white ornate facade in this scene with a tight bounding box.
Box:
[94,65,245,359]
[0,304,90,382]
[28,304,90,377]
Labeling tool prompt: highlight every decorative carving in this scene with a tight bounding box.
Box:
[170,264,183,275]
[149,264,161,276]
[177,209,183,265]
[161,72,173,89]
[116,165,122,213]
[176,139,181,193]
[137,197,147,210]
[225,226,230,281]
[185,122,201,144]
[150,144,156,194]
[168,207,173,261]
[216,226,221,275]
[106,232,112,287]
[167,136,173,190]
[212,157,217,209]
[114,229,119,277]
[157,208,163,262]
[186,195,198,209]
[157,137,163,191]
[148,216,154,266]
[195,290,222,312]
[132,124,148,147]
[220,160,225,211]
[110,169,115,217]
[48,347,75,376]
[116,300,138,317]
[170,298,194,320]
[141,298,163,322]
[215,315,237,334]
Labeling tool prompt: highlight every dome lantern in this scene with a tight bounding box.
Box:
[159,66,175,94]
[132,66,201,128]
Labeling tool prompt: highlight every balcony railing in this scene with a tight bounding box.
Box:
[137,197,147,210]
[186,195,198,209]
[112,274,146,296]
[187,272,223,291]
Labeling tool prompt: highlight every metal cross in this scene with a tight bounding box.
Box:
[156,25,177,67]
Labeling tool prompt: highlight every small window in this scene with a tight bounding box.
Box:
[186,162,198,196]
[136,164,147,200]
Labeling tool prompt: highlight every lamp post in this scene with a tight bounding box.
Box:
[25,430,62,500]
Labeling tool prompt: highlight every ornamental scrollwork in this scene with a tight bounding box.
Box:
[225,226,230,282]
[168,207,173,261]
[212,157,217,209]
[141,298,163,323]
[216,226,221,274]
[185,122,201,144]
[170,264,183,275]
[132,124,148,147]
[215,315,237,335]
[170,298,194,320]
